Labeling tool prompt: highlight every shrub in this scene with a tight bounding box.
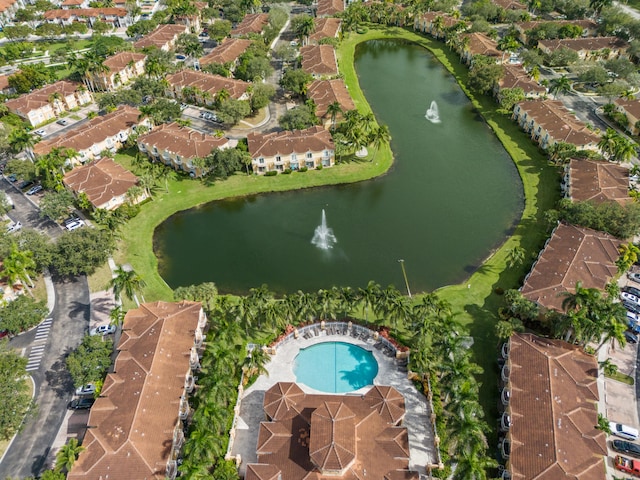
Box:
[299,166,308,172]
[316,164,323,170]
[264,170,277,176]
[283,168,292,174]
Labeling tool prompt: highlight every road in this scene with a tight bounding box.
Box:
[0,179,90,479]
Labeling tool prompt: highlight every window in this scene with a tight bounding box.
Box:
[306,152,312,159]
[275,156,281,162]
[259,157,264,164]
[291,154,297,161]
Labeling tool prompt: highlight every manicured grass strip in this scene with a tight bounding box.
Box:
[607,371,635,385]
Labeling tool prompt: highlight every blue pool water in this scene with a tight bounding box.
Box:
[293,342,379,393]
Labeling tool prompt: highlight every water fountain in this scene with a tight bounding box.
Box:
[425,100,441,124]
[312,209,337,250]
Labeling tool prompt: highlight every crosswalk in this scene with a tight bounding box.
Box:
[25,318,52,372]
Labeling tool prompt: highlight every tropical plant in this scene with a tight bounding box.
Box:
[55,438,84,473]
[107,265,146,306]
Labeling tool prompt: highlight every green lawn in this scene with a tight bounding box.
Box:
[111,26,560,427]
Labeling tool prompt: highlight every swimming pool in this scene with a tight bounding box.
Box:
[293,342,379,393]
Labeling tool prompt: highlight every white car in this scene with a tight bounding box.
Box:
[629,272,640,284]
[34,129,46,136]
[89,324,116,336]
[621,292,640,306]
[6,221,21,233]
[66,219,85,231]
[75,383,96,396]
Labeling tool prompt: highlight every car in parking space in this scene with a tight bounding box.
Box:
[613,440,640,458]
[176,54,186,60]
[611,422,640,441]
[34,129,46,136]
[626,302,640,314]
[68,398,95,410]
[66,219,85,231]
[75,383,96,396]
[89,324,116,336]
[26,184,43,195]
[56,119,68,126]
[62,213,80,226]
[6,221,21,233]
[625,330,639,343]
[7,174,16,182]
[615,455,640,476]
[624,286,640,298]
[621,292,640,306]
[629,272,640,284]
[180,103,188,110]
[17,180,33,190]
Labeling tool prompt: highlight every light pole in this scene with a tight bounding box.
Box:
[398,259,412,298]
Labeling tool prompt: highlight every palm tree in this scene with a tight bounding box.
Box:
[109,305,125,327]
[370,124,391,159]
[107,265,146,306]
[326,101,342,131]
[295,16,316,46]
[612,135,637,163]
[617,242,640,272]
[598,127,618,159]
[55,438,84,473]
[497,35,520,63]
[453,448,498,480]
[9,129,37,158]
[550,75,572,99]
[599,357,619,376]
[3,243,37,291]
[506,245,526,268]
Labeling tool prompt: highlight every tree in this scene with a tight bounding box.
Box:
[39,190,75,222]
[55,438,84,474]
[550,74,572,98]
[326,101,342,131]
[506,245,526,268]
[144,48,174,79]
[278,105,317,131]
[50,228,115,276]
[108,265,146,306]
[208,19,232,41]
[280,69,313,97]
[370,123,391,158]
[0,342,31,440]
[0,295,47,336]
[3,242,37,289]
[176,33,203,58]
[66,334,113,388]
[109,305,125,327]
[217,99,251,126]
[497,35,519,62]
[618,242,640,272]
[250,83,275,113]
[468,55,503,94]
[92,20,112,35]
[498,87,525,113]
[174,282,218,312]
[546,46,579,67]
[291,14,315,45]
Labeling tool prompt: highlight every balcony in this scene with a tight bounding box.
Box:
[185,374,195,393]
[501,388,510,406]
[190,348,200,369]
[501,342,510,359]
[179,398,190,420]
[500,412,511,431]
[501,365,510,382]
[166,460,177,480]
[500,438,510,459]
[195,329,203,348]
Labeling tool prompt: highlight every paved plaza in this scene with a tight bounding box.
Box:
[229,324,439,476]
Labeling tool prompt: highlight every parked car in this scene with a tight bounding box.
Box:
[7,174,16,182]
[62,213,80,226]
[629,272,640,284]
[615,455,640,476]
[66,219,85,231]
[625,302,640,314]
[56,119,68,126]
[180,103,188,110]
[6,221,21,233]
[26,185,43,195]
[626,330,639,343]
[611,422,640,441]
[176,54,186,60]
[90,324,116,336]
[75,383,96,396]
[621,292,640,306]
[614,440,640,458]
[17,180,33,190]
[68,398,95,410]
[34,129,46,136]
[624,286,640,298]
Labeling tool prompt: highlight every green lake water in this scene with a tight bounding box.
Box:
[154,39,524,294]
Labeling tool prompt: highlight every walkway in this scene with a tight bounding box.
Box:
[230,325,438,477]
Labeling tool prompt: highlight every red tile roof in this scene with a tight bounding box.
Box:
[567,158,630,205]
[300,45,338,76]
[462,32,500,57]
[307,79,355,120]
[43,7,128,19]
[67,301,205,480]
[309,17,341,44]
[103,51,146,73]
[316,0,344,16]
[165,69,249,99]
[247,126,334,158]
[499,65,546,95]
[5,80,85,116]
[231,13,268,36]
[521,223,622,311]
[63,157,138,209]
[33,105,143,156]
[506,333,606,480]
[198,38,252,66]
[615,98,640,120]
[133,23,188,50]
[137,122,229,159]
[539,36,628,53]
[246,382,418,480]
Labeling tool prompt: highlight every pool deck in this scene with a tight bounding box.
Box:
[230,327,439,476]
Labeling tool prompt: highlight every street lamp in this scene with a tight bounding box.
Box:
[398,259,412,298]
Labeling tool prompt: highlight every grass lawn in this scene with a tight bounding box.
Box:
[110,26,560,431]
